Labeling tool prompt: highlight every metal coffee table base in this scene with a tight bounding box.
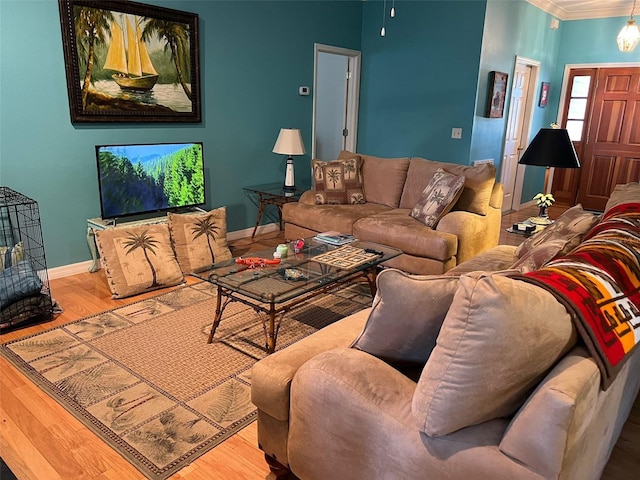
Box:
[206,268,378,354]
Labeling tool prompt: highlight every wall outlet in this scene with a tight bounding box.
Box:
[451,128,462,139]
[473,158,494,166]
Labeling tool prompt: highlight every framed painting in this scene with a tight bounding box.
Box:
[58,0,201,123]
[485,71,508,118]
[539,82,550,107]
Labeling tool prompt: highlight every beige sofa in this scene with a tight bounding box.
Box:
[283,151,503,275]
[251,183,640,480]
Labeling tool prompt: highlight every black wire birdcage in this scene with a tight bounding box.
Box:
[0,187,53,331]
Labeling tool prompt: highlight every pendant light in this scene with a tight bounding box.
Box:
[381,0,386,36]
[617,0,640,52]
[390,0,396,18]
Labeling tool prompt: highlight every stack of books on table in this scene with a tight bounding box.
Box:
[313,231,356,245]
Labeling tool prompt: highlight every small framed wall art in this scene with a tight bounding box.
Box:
[485,71,508,118]
[539,82,550,108]
[58,0,201,123]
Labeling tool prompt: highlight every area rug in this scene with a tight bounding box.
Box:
[0,281,371,479]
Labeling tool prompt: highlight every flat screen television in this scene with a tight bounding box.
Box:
[96,142,205,220]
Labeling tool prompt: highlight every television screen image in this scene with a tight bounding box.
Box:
[96,142,205,219]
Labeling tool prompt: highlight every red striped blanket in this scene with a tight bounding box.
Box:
[516,202,640,390]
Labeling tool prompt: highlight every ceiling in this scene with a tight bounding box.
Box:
[526,0,634,20]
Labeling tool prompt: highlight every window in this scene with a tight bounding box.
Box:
[565,75,591,141]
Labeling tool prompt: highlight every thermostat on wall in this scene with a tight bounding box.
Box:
[299,86,310,96]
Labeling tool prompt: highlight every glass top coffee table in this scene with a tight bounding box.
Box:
[191,238,401,354]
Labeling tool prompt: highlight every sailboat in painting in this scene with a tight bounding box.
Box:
[104,17,158,92]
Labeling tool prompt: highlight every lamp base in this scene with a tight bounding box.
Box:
[283,157,295,193]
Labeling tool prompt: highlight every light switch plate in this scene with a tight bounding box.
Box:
[451,128,462,139]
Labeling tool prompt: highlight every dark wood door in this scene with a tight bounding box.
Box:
[576,68,640,211]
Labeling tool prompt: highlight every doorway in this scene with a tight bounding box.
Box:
[553,65,640,211]
[500,56,539,212]
[312,44,361,160]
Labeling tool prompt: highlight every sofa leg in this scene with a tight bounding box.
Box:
[265,453,294,479]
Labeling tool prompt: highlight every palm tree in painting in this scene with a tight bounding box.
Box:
[122,230,161,288]
[73,6,114,109]
[142,19,192,100]
[191,216,220,264]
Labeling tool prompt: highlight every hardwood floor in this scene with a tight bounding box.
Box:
[1,209,638,479]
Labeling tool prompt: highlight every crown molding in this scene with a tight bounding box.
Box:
[525,0,629,21]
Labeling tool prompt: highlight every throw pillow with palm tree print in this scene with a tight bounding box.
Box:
[94,224,184,299]
[167,207,232,273]
[410,169,465,228]
[311,157,366,205]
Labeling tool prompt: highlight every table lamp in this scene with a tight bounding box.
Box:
[273,128,305,194]
[518,125,581,224]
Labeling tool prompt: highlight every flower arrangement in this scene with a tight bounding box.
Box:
[534,193,555,208]
[533,193,555,221]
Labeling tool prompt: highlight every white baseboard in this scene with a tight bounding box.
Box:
[48,223,280,280]
[48,260,94,280]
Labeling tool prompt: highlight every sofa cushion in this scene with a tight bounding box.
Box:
[353,209,457,261]
[410,169,465,227]
[515,204,600,259]
[351,269,459,367]
[339,151,410,208]
[604,182,640,212]
[284,202,391,235]
[167,207,232,273]
[311,156,365,205]
[445,244,518,276]
[412,273,576,436]
[94,223,184,299]
[400,159,496,216]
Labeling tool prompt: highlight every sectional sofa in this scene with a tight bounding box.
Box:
[252,182,640,480]
[282,151,503,275]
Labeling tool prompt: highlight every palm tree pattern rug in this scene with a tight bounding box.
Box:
[0,281,371,479]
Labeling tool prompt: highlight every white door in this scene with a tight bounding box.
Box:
[313,44,361,160]
[501,59,537,211]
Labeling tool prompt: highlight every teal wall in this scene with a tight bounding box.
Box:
[358,0,486,163]
[472,0,563,202]
[0,0,362,268]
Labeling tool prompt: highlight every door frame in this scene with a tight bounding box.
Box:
[312,44,361,159]
[502,55,540,211]
[552,61,640,190]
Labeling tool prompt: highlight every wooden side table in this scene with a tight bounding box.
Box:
[243,183,306,238]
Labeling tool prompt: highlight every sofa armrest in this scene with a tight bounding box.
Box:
[436,210,494,263]
[251,309,370,421]
[287,348,418,478]
[298,190,316,205]
[498,346,640,480]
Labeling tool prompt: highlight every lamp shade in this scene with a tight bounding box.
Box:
[518,128,580,169]
[273,128,305,156]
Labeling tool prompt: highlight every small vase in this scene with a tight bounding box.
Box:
[538,205,548,218]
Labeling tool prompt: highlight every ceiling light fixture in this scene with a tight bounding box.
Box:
[617,0,640,52]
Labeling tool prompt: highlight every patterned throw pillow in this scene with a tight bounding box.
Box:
[515,204,601,259]
[410,169,465,227]
[94,223,184,299]
[167,207,232,273]
[311,156,365,205]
